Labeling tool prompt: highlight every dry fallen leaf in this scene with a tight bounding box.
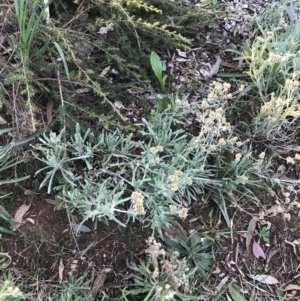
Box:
[252,241,266,260]
[212,265,221,275]
[59,258,64,283]
[45,198,60,206]
[100,66,111,77]
[70,260,78,274]
[265,248,279,271]
[247,274,278,284]
[114,101,125,110]
[0,116,7,124]
[13,204,31,230]
[284,284,300,291]
[281,145,300,152]
[264,205,285,217]
[277,164,286,175]
[208,55,221,77]
[214,276,229,294]
[75,88,91,94]
[93,268,112,294]
[161,223,177,235]
[46,99,54,122]
[293,239,300,245]
[176,49,187,58]
[246,217,258,249]
[25,218,35,225]
[98,23,114,35]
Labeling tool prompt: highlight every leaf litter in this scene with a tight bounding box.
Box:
[252,240,266,260]
[13,204,31,231]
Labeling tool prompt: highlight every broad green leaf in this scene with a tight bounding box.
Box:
[190,232,202,250]
[150,51,163,81]
[228,285,248,301]
[162,74,168,85]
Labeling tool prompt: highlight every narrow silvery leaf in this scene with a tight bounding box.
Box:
[71,224,92,233]
[209,55,221,77]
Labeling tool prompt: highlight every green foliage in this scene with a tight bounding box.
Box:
[150,51,168,91]
[0,128,33,235]
[34,83,276,235]
[79,0,222,81]
[14,0,51,66]
[124,237,198,301]
[12,0,52,132]
[53,41,72,86]
[228,284,248,301]
[163,225,215,274]
[51,274,94,301]
[0,206,17,236]
[0,273,29,301]
[0,253,11,270]
[255,225,270,244]
[1,0,223,134]
[239,0,300,144]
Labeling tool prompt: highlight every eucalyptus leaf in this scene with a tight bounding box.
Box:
[209,55,221,77]
[246,217,258,249]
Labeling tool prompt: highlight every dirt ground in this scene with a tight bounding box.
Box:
[2,188,300,299]
[1,1,300,300]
